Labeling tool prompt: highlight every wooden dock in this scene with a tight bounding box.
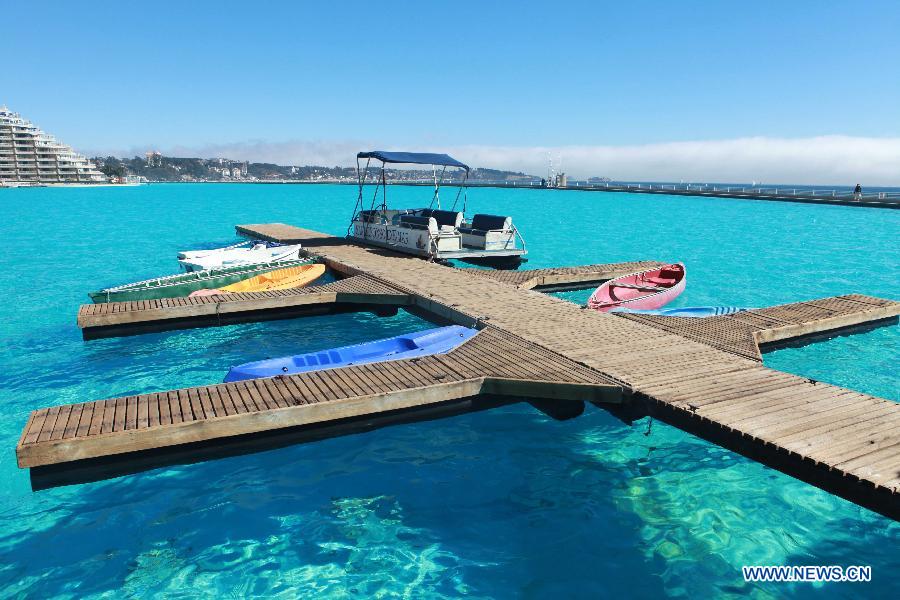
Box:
[77,275,412,339]
[75,263,664,339]
[466,260,665,291]
[18,223,900,520]
[618,294,900,361]
[21,328,622,488]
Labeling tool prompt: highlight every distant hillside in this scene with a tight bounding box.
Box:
[92,154,540,183]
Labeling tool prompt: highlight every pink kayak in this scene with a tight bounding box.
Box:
[587,263,686,312]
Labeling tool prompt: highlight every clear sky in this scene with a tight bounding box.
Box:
[4,0,900,182]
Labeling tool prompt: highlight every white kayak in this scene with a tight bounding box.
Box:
[177,240,260,261]
[178,242,303,272]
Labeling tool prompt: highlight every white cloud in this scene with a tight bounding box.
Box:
[95,136,900,186]
[452,137,900,185]
[167,139,370,168]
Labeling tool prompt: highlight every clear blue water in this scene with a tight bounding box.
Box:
[0,184,897,597]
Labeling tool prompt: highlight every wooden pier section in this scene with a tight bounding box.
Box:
[466,260,665,291]
[19,328,621,483]
[618,294,900,361]
[77,275,412,339]
[18,223,900,520]
[76,262,661,340]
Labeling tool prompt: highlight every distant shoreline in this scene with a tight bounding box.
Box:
[4,179,898,209]
[0,182,141,189]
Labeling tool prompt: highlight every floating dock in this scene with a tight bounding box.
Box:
[75,262,664,339]
[21,327,621,488]
[618,294,900,361]
[18,223,900,520]
[77,275,411,339]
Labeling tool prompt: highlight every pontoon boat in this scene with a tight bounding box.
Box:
[347,151,527,269]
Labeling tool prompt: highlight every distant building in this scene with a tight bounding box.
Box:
[112,174,148,185]
[0,105,105,184]
[145,151,162,167]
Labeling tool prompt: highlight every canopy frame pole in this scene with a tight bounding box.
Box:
[367,161,380,214]
[432,166,438,209]
[451,168,469,214]
[379,162,387,212]
[348,156,371,237]
[429,165,447,210]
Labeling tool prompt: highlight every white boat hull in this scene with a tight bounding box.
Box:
[348,219,525,267]
[350,221,461,255]
[177,240,255,261]
[179,243,303,272]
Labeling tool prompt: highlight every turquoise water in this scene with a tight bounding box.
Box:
[1,184,897,597]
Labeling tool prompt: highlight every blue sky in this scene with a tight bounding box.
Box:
[4,1,900,182]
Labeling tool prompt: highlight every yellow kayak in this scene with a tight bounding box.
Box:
[189,264,325,296]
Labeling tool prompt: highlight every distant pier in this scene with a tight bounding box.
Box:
[398,181,900,208]
[558,182,900,208]
[17,223,900,520]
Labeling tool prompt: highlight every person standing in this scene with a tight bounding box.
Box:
[854,183,862,201]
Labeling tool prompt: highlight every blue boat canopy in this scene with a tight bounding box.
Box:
[357,151,469,172]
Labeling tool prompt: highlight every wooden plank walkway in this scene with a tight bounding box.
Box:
[236,223,334,245]
[616,295,900,361]
[465,260,664,291]
[77,275,411,339]
[18,328,621,469]
[75,263,675,338]
[19,222,900,519]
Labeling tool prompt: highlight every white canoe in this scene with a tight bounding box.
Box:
[179,243,303,272]
[177,240,257,261]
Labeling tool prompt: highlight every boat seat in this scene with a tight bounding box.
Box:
[459,214,515,249]
[419,209,463,229]
[658,267,683,278]
[643,276,675,285]
[398,215,438,233]
[358,209,382,223]
[458,214,512,235]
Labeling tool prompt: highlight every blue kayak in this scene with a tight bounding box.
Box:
[224,325,478,382]
[611,306,752,318]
